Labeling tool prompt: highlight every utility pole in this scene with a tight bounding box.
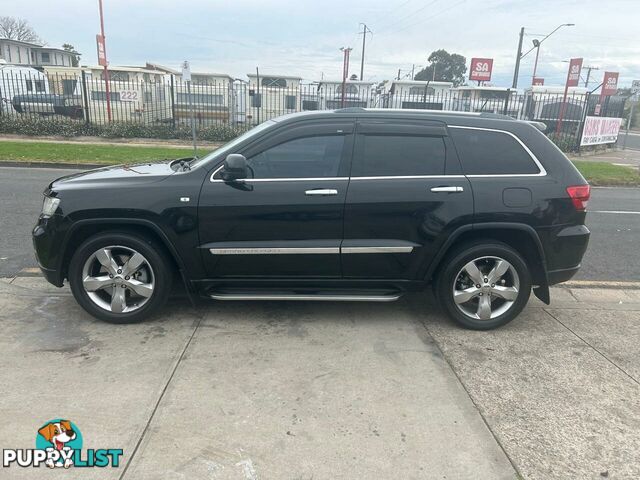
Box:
[512,27,524,89]
[583,65,599,88]
[340,47,352,108]
[359,23,372,81]
[97,0,112,122]
[411,64,415,80]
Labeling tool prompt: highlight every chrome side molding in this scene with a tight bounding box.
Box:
[210,293,402,302]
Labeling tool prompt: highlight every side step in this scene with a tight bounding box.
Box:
[209,292,402,302]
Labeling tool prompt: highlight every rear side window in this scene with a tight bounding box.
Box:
[450,128,540,175]
[353,135,446,176]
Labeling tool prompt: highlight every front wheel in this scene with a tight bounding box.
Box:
[437,242,531,330]
[69,232,173,323]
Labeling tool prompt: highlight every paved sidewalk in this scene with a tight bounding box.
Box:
[1,276,639,479]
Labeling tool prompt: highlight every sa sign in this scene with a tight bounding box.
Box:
[601,72,619,97]
[469,58,493,82]
[566,58,583,87]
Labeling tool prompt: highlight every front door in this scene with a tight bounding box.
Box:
[342,119,473,279]
[198,120,354,278]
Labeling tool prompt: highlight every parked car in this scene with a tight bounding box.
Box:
[32,109,590,329]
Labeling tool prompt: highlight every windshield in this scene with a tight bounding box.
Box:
[190,120,277,168]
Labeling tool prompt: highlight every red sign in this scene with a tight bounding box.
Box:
[469,58,493,82]
[532,77,545,86]
[601,71,619,97]
[566,58,583,87]
[96,34,107,67]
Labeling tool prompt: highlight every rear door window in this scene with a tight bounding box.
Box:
[353,134,446,177]
[450,127,540,175]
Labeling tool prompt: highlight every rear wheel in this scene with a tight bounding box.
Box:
[437,242,531,330]
[69,232,173,323]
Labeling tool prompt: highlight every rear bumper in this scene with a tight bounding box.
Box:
[547,265,581,285]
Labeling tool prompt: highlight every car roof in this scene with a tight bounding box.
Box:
[272,108,544,132]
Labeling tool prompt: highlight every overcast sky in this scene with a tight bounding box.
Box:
[3,0,639,88]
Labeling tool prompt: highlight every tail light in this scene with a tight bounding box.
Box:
[566,185,590,211]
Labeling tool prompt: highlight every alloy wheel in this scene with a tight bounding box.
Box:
[452,256,520,321]
[81,245,155,313]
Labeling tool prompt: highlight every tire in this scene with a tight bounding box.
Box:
[68,232,173,324]
[436,242,531,330]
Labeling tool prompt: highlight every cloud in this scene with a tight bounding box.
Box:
[3,0,639,87]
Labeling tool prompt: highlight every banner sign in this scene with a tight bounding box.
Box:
[580,116,623,146]
[532,77,544,86]
[566,58,583,87]
[469,58,493,82]
[96,35,107,67]
[601,71,619,97]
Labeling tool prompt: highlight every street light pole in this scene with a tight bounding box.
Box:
[526,23,574,85]
[512,27,525,89]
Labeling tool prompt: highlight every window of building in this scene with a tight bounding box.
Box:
[353,134,446,177]
[302,100,318,111]
[326,100,367,109]
[251,93,262,108]
[176,92,223,105]
[25,80,46,92]
[40,52,50,63]
[247,135,345,178]
[62,79,77,95]
[91,91,121,102]
[285,95,296,110]
[450,128,539,175]
[261,77,287,88]
[409,86,435,96]
[104,71,130,82]
[479,90,508,100]
[336,84,359,95]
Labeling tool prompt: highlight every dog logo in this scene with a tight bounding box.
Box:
[36,419,82,468]
[2,418,122,469]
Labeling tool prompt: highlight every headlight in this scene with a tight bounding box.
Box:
[41,196,60,217]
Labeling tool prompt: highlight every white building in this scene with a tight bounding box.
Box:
[0,38,76,67]
[246,73,302,124]
[386,80,453,110]
[315,80,374,109]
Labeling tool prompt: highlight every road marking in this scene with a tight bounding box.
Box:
[591,210,640,215]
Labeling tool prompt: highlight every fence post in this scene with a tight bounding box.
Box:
[574,91,590,152]
[170,74,176,129]
[503,88,511,116]
[81,70,91,125]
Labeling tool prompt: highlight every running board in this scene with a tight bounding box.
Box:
[209,293,402,302]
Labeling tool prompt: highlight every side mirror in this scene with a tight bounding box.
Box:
[221,154,248,181]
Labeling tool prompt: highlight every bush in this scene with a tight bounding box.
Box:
[547,133,578,153]
[0,115,246,142]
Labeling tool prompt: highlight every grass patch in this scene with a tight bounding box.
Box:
[572,161,640,187]
[0,141,213,165]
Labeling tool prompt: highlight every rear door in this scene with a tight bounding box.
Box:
[342,119,473,279]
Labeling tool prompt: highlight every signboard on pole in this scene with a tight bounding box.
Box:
[469,58,493,82]
[96,34,107,67]
[580,116,623,146]
[601,72,619,97]
[555,58,583,136]
[566,57,583,87]
[181,60,191,83]
[632,80,640,95]
[532,77,545,86]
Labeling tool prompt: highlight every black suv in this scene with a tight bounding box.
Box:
[32,109,590,329]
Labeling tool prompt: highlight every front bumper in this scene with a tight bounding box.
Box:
[32,215,66,287]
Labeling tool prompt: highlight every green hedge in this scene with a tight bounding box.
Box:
[0,116,245,142]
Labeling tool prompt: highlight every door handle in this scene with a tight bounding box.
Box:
[305,189,338,196]
[430,186,464,193]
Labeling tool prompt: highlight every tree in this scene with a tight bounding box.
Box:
[414,49,467,87]
[0,16,41,43]
[62,43,81,67]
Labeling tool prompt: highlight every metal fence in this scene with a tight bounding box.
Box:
[0,69,627,148]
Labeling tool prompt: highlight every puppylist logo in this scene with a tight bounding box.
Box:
[3,419,123,469]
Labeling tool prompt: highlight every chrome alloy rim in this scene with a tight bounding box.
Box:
[452,256,520,321]
[81,246,155,313]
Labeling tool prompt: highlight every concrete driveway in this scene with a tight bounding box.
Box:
[1,276,639,479]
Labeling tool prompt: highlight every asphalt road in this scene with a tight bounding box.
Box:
[616,131,640,151]
[0,166,638,281]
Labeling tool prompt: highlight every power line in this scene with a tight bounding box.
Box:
[377,0,467,37]
[375,0,440,33]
